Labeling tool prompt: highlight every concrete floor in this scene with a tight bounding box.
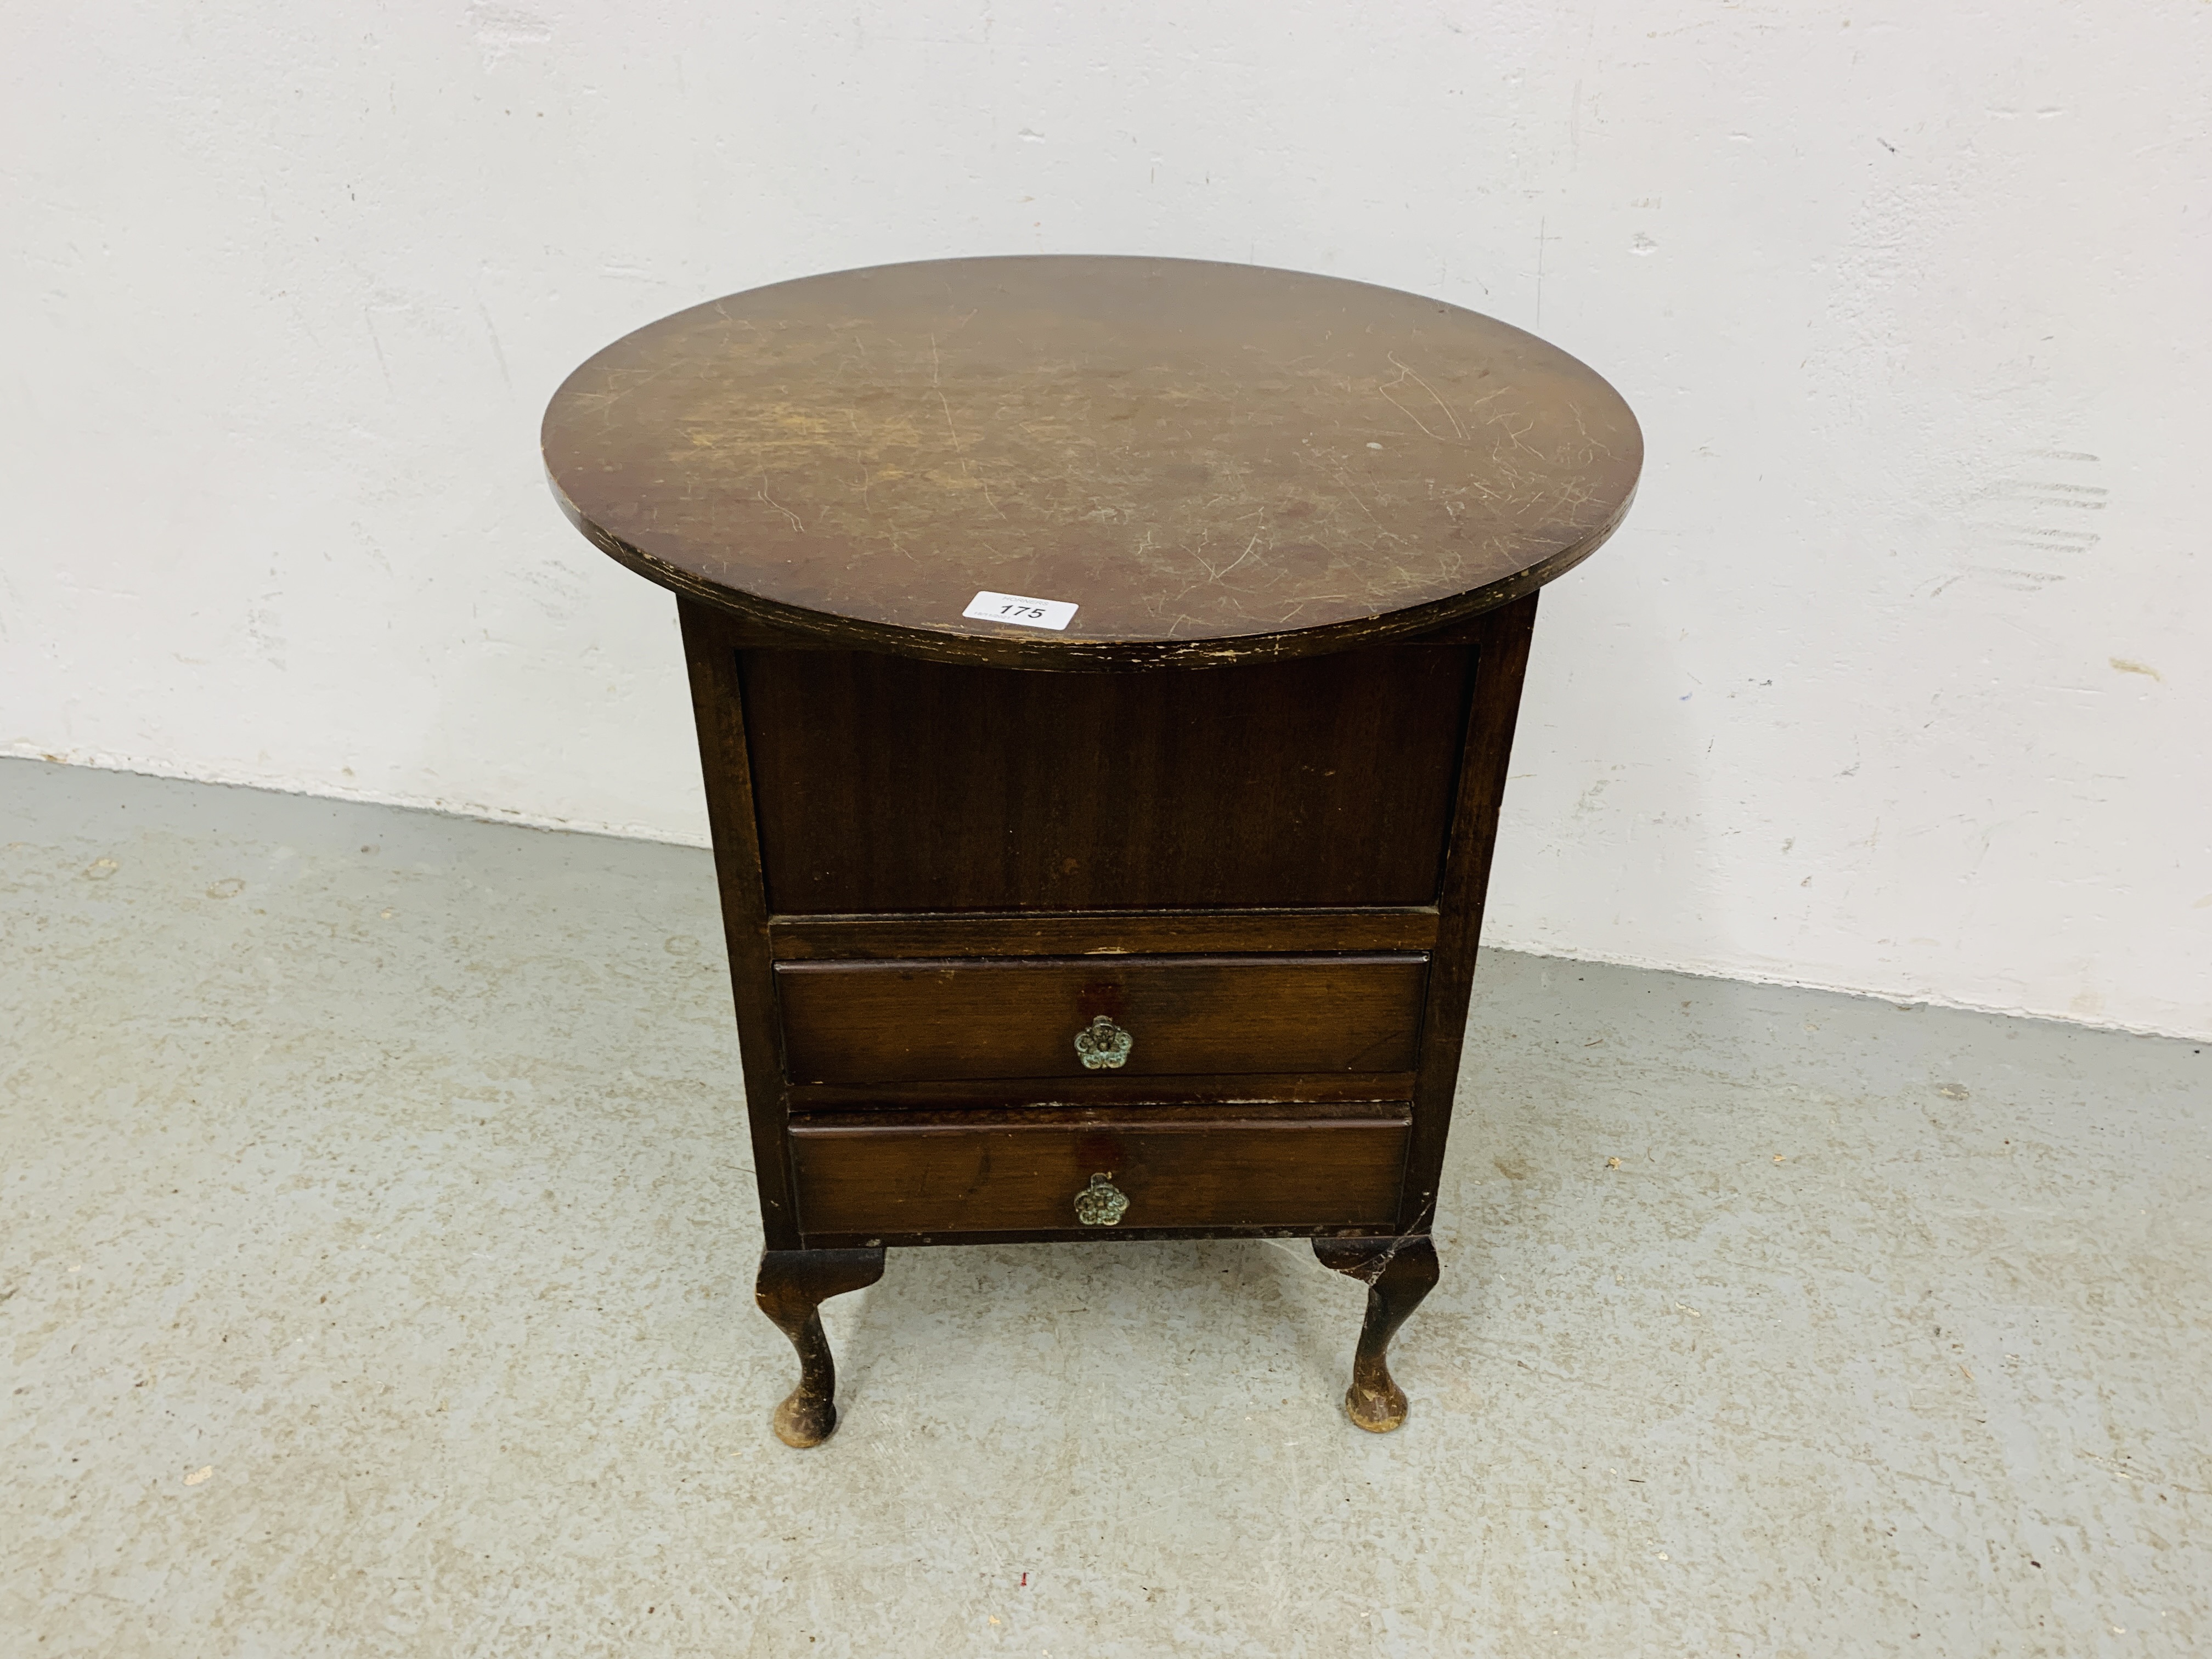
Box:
[2,758,2205,1658]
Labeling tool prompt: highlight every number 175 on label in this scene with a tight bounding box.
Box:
[962,590,1079,631]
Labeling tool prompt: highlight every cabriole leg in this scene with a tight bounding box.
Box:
[754,1247,887,1448]
[1312,1235,1441,1433]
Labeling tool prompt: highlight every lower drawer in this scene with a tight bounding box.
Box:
[789,1105,1409,1237]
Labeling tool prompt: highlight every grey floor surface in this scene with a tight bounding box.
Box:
[2,757,2205,1658]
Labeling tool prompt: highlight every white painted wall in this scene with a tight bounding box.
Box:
[5,2,2208,1037]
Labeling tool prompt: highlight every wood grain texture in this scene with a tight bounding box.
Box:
[680,606,1507,656]
[792,1102,1413,1131]
[1312,1235,1442,1432]
[741,643,1473,913]
[1397,591,1539,1233]
[754,1247,886,1448]
[791,1106,1409,1237]
[563,266,1638,1443]
[776,953,1427,1084]
[543,256,1641,670]
[785,1073,1419,1110]
[767,907,1440,961]
[678,600,802,1250]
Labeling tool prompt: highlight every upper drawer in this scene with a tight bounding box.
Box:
[776,953,1426,1084]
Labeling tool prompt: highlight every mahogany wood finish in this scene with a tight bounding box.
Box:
[792,1104,1409,1238]
[785,1073,1418,1111]
[545,256,1641,1443]
[680,602,800,1251]
[754,1248,887,1448]
[768,907,1440,961]
[543,256,1641,671]
[741,644,1473,913]
[776,953,1426,1083]
[1400,595,1538,1234]
[1313,1235,1443,1432]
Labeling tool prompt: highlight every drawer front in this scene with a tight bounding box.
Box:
[776,953,1425,1084]
[741,644,1472,913]
[791,1108,1409,1237]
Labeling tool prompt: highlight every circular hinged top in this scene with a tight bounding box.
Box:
[543,256,1640,669]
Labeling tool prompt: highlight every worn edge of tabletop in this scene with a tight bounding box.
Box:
[548,471,1637,672]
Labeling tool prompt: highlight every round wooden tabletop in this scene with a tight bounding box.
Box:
[543,256,1640,669]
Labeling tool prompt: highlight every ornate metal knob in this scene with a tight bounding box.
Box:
[1074,1173,1130,1227]
[1074,1014,1133,1070]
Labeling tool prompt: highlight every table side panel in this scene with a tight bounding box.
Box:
[678,600,804,1250]
[1399,589,1539,1232]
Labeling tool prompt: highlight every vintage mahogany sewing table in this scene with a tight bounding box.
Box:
[543,256,1640,1447]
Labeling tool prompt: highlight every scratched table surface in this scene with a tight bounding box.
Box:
[542,255,1642,669]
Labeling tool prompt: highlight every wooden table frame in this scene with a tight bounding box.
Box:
[679,592,1536,1445]
[542,255,1639,1447]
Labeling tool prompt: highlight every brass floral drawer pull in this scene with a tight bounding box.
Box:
[1074,1014,1133,1070]
[1074,1173,1130,1227]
